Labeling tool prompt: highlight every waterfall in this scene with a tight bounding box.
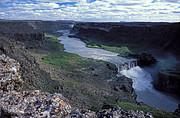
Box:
[117,59,138,73]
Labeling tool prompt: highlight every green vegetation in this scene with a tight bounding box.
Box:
[45,33,65,50]
[90,105,100,112]
[42,33,94,69]
[102,102,178,118]
[42,52,93,69]
[41,87,56,94]
[42,52,79,68]
[64,82,74,88]
[82,39,140,56]
[87,44,130,56]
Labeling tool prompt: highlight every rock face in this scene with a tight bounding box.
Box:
[112,76,137,102]
[0,20,74,49]
[154,71,180,96]
[128,53,157,67]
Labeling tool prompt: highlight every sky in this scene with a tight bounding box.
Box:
[0,0,179,22]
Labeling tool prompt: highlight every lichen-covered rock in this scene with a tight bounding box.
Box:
[0,54,22,91]
[0,90,71,117]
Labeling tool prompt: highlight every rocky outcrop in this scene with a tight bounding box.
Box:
[154,71,180,96]
[112,76,137,102]
[0,89,154,118]
[0,54,72,117]
[128,53,157,67]
[0,54,22,91]
[0,90,71,117]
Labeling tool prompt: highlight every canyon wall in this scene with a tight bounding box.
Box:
[73,22,180,55]
[0,20,75,90]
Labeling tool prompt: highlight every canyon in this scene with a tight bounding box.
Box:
[0,20,180,117]
[71,22,180,97]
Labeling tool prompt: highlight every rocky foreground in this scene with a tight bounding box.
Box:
[0,54,154,118]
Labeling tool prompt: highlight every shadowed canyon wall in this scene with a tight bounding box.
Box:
[73,22,180,55]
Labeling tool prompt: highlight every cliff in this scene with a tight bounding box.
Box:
[0,20,74,99]
[0,20,75,48]
[73,22,180,55]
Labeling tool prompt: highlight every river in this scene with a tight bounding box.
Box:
[58,30,180,112]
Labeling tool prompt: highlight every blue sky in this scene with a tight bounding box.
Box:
[0,0,179,22]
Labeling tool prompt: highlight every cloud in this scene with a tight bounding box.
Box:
[0,0,179,22]
[159,0,180,3]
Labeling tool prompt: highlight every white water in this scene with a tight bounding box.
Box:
[120,66,154,92]
[58,30,180,112]
[120,66,180,112]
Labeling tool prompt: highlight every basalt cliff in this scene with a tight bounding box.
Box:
[72,22,180,55]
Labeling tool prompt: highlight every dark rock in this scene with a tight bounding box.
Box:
[113,86,119,91]
[153,71,180,96]
[73,22,180,56]
[174,104,180,116]
[106,63,118,73]
[128,53,157,67]
[71,109,83,117]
